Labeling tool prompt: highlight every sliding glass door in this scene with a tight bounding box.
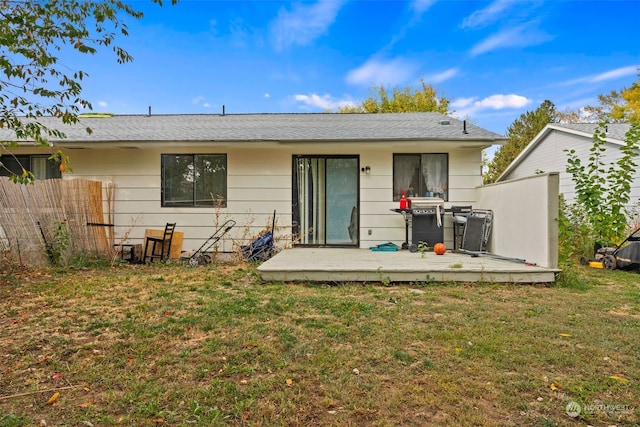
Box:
[293,156,359,246]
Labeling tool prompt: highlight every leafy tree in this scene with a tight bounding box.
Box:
[616,73,640,122]
[564,120,640,249]
[484,100,558,183]
[337,78,451,114]
[0,0,173,184]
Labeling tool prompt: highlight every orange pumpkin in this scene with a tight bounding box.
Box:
[433,242,446,255]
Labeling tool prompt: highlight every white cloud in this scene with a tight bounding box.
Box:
[345,57,418,87]
[560,65,639,86]
[452,94,532,119]
[294,93,354,111]
[410,0,437,15]
[97,101,108,108]
[452,97,476,108]
[590,65,638,83]
[469,21,552,56]
[475,94,531,109]
[461,0,515,29]
[264,93,270,98]
[192,96,212,108]
[426,68,459,84]
[380,0,436,53]
[270,0,345,51]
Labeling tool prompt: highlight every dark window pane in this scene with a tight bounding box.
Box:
[0,155,61,179]
[0,155,27,177]
[32,156,61,179]
[195,155,227,206]
[162,154,227,207]
[163,155,195,206]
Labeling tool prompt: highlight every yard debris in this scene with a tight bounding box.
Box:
[46,392,60,405]
[0,385,84,401]
[609,375,629,382]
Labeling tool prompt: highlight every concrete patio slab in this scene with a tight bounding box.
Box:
[258,248,559,284]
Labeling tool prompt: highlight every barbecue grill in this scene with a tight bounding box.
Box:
[407,197,444,251]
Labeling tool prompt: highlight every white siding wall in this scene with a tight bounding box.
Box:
[61,142,484,253]
[503,130,640,209]
[478,173,559,268]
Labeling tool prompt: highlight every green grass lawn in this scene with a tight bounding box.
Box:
[1,263,638,426]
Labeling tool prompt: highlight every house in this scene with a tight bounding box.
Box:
[0,112,560,269]
[497,123,640,210]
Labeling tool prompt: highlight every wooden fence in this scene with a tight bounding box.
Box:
[0,178,113,267]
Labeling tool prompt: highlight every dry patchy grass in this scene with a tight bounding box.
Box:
[1,262,639,426]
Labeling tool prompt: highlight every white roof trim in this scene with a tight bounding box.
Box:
[496,123,626,182]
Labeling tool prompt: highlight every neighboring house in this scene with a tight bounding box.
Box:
[1,112,508,255]
[497,123,640,210]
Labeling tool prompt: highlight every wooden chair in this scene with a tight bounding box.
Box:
[144,223,176,263]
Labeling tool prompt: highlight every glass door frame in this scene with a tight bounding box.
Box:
[292,155,360,247]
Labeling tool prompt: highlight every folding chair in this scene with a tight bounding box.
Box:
[461,210,493,252]
[145,223,176,263]
[450,205,472,250]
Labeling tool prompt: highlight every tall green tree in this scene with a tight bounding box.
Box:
[484,100,558,183]
[0,0,174,184]
[337,78,451,114]
[564,120,639,248]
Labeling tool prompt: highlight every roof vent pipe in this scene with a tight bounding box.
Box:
[148,106,151,116]
[222,105,225,116]
[463,120,468,134]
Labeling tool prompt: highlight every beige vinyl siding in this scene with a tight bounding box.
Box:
[59,141,484,252]
[360,147,482,249]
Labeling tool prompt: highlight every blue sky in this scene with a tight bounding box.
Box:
[72,0,639,135]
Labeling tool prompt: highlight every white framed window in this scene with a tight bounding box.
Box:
[393,153,448,201]
[161,154,227,207]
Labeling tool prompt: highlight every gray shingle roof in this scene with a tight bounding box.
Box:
[550,122,630,142]
[0,112,506,144]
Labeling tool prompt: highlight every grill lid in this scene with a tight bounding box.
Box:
[408,197,444,208]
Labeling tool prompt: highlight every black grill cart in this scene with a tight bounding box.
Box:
[392,197,445,251]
